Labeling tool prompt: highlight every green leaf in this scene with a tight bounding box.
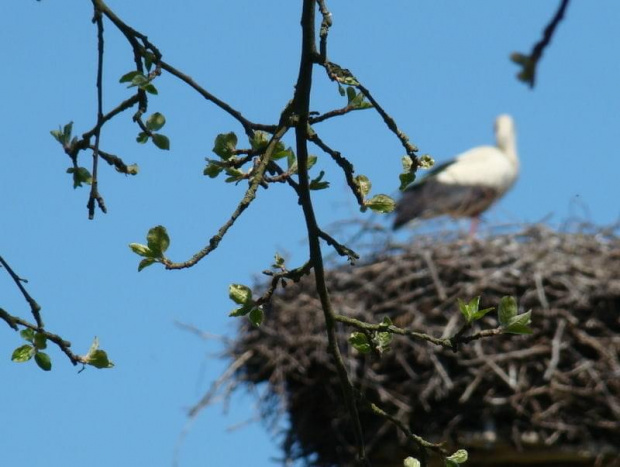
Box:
[419,154,435,169]
[203,161,223,178]
[138,258,157,272]
[213,132,238,160]
[229,305,252,317]
[350,90,367,109]
[457,298,471,321]
[152,133,170,150]
[459,296,494,323]
[468,296,480,314]
[498,296,517,327]
[286,152,296,171]
[445,461,459,467]
[67,167,92,188]
[473,306,494,321]
[12,344,34,363]
[84,337,114,368]
[248,307,264,327]
[88,336,100,354]
[338,84,345,96]
[63,122,73,142]
[346,86,356,103]
[399,172,416,191]
[136,132,150,144]
[249,132,268,152]
[119,70,142,83]
[34,352,52,371]
[379,316,393,329]
[87,349,114,369]
[145,112,166,132]
[273,253,285,269]
[403,458,421,467]
[504,310,533,335]
[365,194,396,213]
[129,74,148,87]
[50,122,75,147]
[401,155,413,172]
[307,155,318,170]
[142,83,158,95]
[143,53,154,72]
[146,225,170,256]
[354,175,371,197]
[229,284,253,305]
[20,328,35,342]
[129,243,154,257]
[33,333,47,350]
[446,449,468,464]
[224,167,244,183]
[374,331,392,353]
[50,129,63,144]
[309,171,330,190]
[272,148,293,161]
[349,332,371,354]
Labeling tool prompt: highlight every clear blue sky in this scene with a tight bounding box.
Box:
[1,1,619,466]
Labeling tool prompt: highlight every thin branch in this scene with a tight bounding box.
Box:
[87,6,107,219]
[365,400,447,456]
[4,314,88,367]
[317,0,332,62]
[159,61,277,137]
[79,94,140,145]
[93,147,136,175]
[308,132,364,207]
[293,0,368,463]
[335,314,450,348]
[308,104,365,124]
[513,0,571,88]
[335,313,505,351]
[255,262,313,307]
[162,123,290,270]
[317,229,359,264]
[0,255,43,327]
[93,0,276,138]
[356,83,419,159]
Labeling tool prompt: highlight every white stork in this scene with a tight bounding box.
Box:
[393,114,519,234]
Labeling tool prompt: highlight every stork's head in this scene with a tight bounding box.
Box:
[494,114,516,154]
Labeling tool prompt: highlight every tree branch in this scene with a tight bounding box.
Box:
[0,255,43,327]
[87,6,107,219]
[512,0,571,88]
[293,1,368,464]
[162,123,290,270]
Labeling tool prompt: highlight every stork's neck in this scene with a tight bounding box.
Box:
[497,132,518,167]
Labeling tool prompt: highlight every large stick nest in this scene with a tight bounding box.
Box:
[229,225,620,466]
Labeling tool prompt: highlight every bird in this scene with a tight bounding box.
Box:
[393,114,519,234]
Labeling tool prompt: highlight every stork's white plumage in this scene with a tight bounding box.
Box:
[393,114,519,232]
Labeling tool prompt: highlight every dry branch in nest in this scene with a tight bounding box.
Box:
[228,225,620,466]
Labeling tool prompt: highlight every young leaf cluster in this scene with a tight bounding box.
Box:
[120,70,158,95]
[355,175,396,213]
[83,337,114,369]
[498,296,532,335]
[339,85,373,110]
[459,296,532,335]
[348,317,393,355]
[136,110,170,150]
[228,284,263,327]
[128,225,171,271]
[11,328,52,371]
